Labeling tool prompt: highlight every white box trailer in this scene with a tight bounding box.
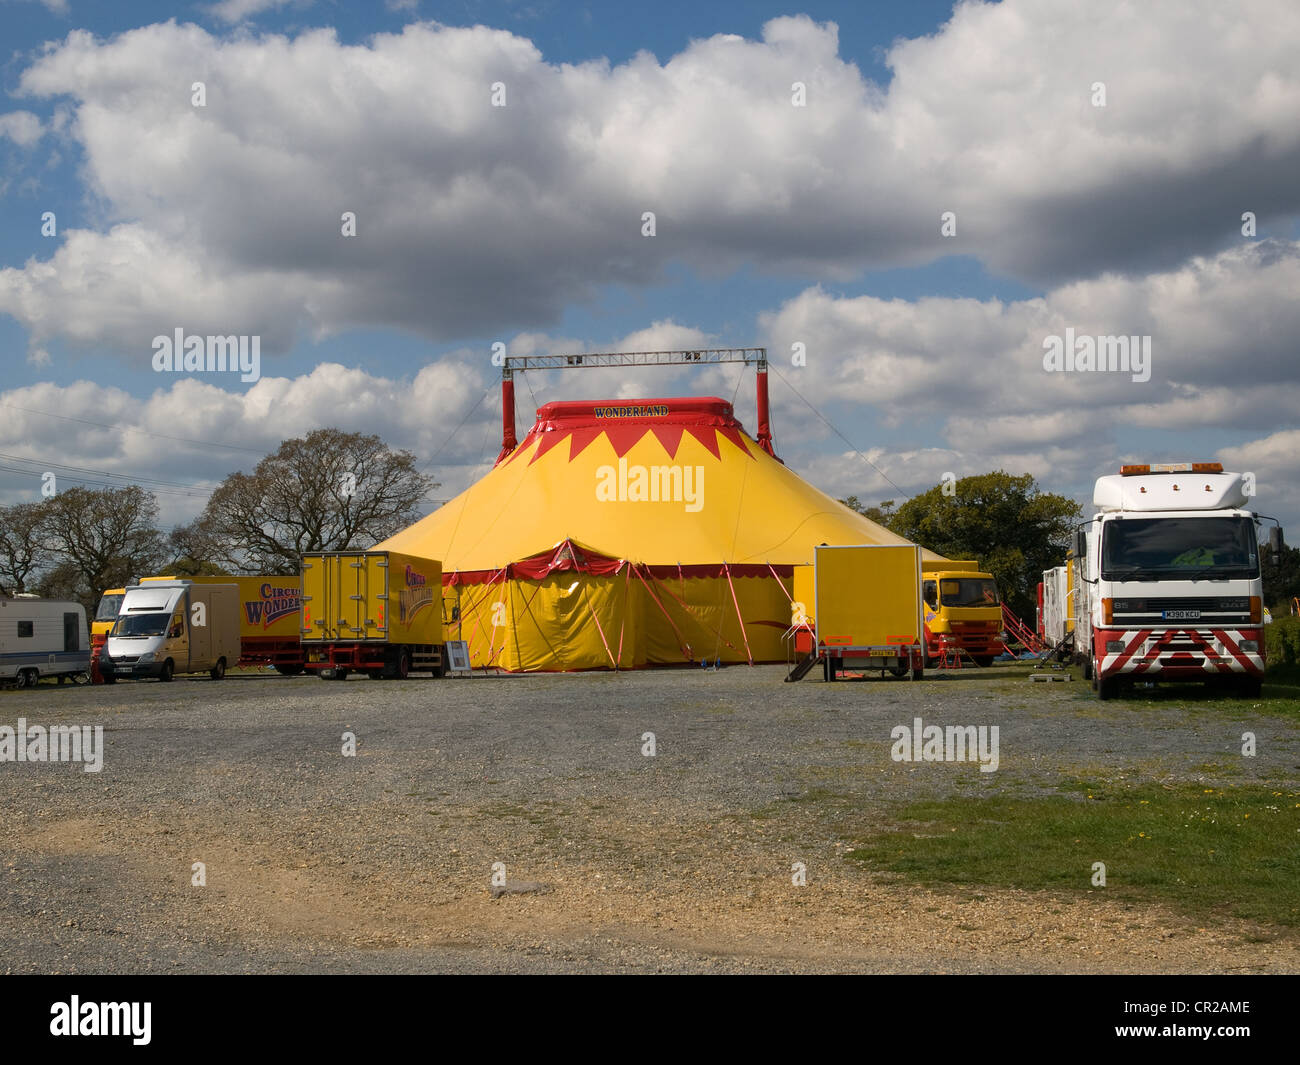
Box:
[101,581,240,682]
[1041,565,1071,648]
[0,596,90,688]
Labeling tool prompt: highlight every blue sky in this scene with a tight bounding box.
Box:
[1,0,1298,531]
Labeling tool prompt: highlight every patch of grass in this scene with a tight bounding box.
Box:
[846,783,1300,929]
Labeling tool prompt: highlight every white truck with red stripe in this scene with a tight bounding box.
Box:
[1072,463,1272,700]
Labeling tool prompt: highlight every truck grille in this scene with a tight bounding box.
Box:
[1110,597,1252,625]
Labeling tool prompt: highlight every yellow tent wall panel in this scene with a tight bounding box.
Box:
[814,544,923,649]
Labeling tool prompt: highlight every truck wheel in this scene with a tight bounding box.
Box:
[15,669,33,689]
[159,660,174,683]
[210,658,226,680]
[1097,674,1119,701]
[396,650,410,680]
[972,655,995,668]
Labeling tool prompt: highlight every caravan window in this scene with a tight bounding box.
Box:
[17,621,33,638]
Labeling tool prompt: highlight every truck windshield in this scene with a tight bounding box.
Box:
[94,594,124,622]
[939,578,1000,607]
[111,612,170,637]
[1101,516,1258,580]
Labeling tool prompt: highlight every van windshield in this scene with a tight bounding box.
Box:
[94,594,124,622]
[111,612,170,637]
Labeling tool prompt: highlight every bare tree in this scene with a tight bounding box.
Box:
[0,501,51,595]
[188,429,435,574]
[41,485,167,611]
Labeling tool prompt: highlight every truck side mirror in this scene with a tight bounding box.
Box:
[1268,527,1284,565]
[1072,529,1087,558]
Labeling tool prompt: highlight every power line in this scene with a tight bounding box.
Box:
[0,402,267,454]
[767,364,907,496]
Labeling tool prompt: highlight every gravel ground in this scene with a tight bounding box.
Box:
[1,663,1297,974]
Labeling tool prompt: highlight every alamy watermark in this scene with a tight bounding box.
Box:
[0,718,103,772]
[596,457,704,512]
[890,716,999,773]
[152,328,261,383]
[1042,328,1150,383]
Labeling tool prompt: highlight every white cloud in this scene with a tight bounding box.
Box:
[0,111,43,146]
[3,4,1298,353]
[207,0,307,25]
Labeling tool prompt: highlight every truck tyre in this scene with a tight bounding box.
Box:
[972,655,995,668]
[210,658,226,680]
[15,669,33,689]
[159,660,174,683]
[396,649,410,680]
[1097,674,1119,701]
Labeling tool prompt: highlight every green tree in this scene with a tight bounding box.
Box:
[890,471,1082,619]
[1262,542,1300,614]
[840,496,898,530]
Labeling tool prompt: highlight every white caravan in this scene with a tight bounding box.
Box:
[101,581,240,682]
[0,596,91,688]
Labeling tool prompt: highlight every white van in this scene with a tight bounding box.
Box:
[101,581,240,682]
[0,596,91,688]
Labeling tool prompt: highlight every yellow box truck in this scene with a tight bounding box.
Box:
[813,544,925,682]
[300,550,445,679]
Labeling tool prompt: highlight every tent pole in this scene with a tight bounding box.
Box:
[724,563,754,665]
[495,372,518,465]
[755,358,776,457]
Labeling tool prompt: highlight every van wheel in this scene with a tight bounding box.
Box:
[210,658,226,680]
[159,660,174,683]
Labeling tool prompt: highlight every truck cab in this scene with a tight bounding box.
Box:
[921,561,1003,666]
[1074,463,1269,699]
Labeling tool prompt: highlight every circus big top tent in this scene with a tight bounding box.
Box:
[376,394,939,671]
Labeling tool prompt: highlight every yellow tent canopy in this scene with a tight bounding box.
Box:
[377,396,937,671]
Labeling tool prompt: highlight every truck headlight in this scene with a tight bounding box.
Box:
[1239,640,1258,653]
[1106,641,1125,654]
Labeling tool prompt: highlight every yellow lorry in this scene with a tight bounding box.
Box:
[299,550,446,679]
[920,560,1003,667]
